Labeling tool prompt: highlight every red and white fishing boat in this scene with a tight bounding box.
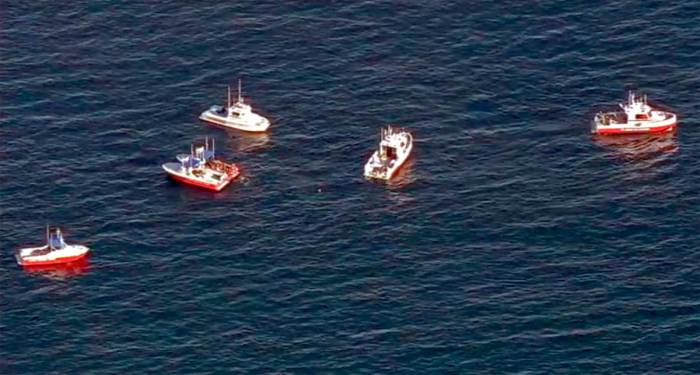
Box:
[16,226,90,267]
[162,137,240,191]
[593,91,677,135]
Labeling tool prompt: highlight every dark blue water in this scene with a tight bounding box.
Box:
[2,1,700,373]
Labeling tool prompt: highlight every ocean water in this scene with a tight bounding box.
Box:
[2,1,700,373]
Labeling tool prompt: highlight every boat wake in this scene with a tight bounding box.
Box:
[593,132,678,162]
[228,132,271,153]
[384,157,418,190]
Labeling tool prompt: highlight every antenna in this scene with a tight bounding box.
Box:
[46,224,49,247]
[238,78,242,103]
[227,86,231,108]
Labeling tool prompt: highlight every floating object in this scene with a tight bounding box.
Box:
[200,79,270,132]
[364,125,413,180]
[163,137,240,191]
[16,226,90,267]
[593,90,677,135]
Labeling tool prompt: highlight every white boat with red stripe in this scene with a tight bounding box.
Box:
[364,125,413,181]
[162,137,240,192]
[593,90,677,135]
[200,79,270,133]
[16,226,90,267]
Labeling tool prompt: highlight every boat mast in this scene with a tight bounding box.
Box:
[46,224,49,248]
[227,85,231,108]
[238,78,243,103]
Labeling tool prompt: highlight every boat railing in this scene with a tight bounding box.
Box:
[372,165,388,177]
[206,158,238,176]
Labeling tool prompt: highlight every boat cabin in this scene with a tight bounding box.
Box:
[621,91,653,121]
[224,79,251,119]
[178,138,217,171]
[381,144,397,161]
[48,227,66,250]
[228,103,251,118]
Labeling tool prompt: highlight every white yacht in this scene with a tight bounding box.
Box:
[364,125,413,180]
[200,79,271,132]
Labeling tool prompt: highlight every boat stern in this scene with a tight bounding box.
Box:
[364,155,389,180]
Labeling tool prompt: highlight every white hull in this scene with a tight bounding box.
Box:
[201,80,271,132]
[364,129,413,181]
[365,143,412,180]
[200,110,270,132]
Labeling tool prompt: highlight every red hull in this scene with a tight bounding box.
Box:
[22,257,90,278]
[20,252,89,267]
[594,123,676,136]
[167,172,234,191]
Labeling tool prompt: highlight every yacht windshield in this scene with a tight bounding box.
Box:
[49,233,66,249]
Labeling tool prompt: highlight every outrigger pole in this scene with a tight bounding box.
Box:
[190,143,194,172]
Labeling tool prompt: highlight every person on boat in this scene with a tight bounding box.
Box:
[48,231,64,250]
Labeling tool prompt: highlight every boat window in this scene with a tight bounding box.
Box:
[49,234,65,249]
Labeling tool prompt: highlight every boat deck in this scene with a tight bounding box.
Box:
[597,111,627,125]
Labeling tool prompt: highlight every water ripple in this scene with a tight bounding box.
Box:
[2,0,700,373]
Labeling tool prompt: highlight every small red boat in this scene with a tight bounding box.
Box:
[593,90,677,135]
[16,226,90,267]
[162,137,240,191]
